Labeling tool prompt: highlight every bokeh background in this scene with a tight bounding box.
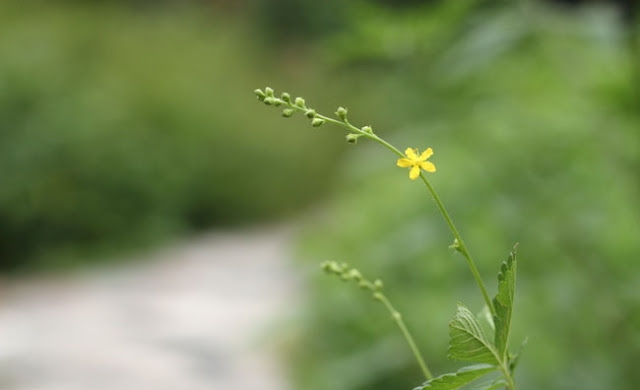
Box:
[1,0,639,389]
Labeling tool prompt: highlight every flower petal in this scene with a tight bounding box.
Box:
[405,148,418,160]
[418,147,433,162]
[420,161,436,172]
[397,158,414,168]
[409,165,421,180]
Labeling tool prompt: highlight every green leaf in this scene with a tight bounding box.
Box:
[448,304,500,365]
[493,245,517,358]
[414,364,497,390]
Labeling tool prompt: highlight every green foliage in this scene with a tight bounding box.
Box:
[414,364,496,390]
[448,304,499,365]
[493,247,517,359]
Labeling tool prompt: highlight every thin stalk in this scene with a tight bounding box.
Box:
[375,292,433,381]
[418,174,496,315]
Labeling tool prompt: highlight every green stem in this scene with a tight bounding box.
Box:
[501,361,516,390]
[418,174,496,316]
[375,292,433,381]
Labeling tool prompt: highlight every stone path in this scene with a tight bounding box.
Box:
[0,226,297,390]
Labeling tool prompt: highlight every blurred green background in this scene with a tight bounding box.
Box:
[1,0,639,389]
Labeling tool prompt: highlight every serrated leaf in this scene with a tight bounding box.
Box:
[413,364,497,390]
[492,245,517,358]
[448,304,500,365]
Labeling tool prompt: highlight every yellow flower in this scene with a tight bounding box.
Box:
[397,147,436,180]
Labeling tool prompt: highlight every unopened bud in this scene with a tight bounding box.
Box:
[263,97,275,106]
[311,118,325,127]
[254,89,266,101]
[295,97,306,108]
[265,87,274,97]
[328,262,342,274]
[361,126,373,134]
[282,108,295,117]
[373,292,383,301]
[336,107,348,120]
[345,133,362,144]
[347,269,362,282]
[281,92,291,103]
[305,109,316,119]
[449,238,462,253]
[373,279,384,290]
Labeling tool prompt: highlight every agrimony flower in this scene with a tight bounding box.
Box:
[397,147,436,180]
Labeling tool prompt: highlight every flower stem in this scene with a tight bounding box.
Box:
[375,292,433,381]
[418,175,496,316]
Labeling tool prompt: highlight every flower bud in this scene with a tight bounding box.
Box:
[347,269,362,282]
[359,281,370,290]
[295,97,306,108]
[449,238,462,253]
[281,92,291,103]
[373,279,384,290]
[254,89,266,101]
[336,107,348,120]
[282,108,295,117]
[373,292,383,301]
[305,109,316,119]
[263,97,275,106]
[265,87,274,97]
[311,118,325,127]
[361,125,373,134]
[345,133,362,144]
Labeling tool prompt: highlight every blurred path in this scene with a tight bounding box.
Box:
[0,226,297,390]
